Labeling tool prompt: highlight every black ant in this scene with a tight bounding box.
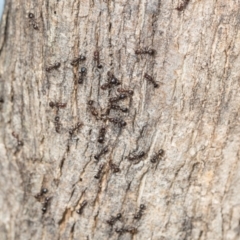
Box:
[108,103,128,113]
[100,81,119,90]
[49,101,67,115]
[32,22,39,30]
[35,188,48,201]
[70,55,86,66]
[101,83,111,90]
[109,93,127,103]
[54,116,61,133]
[42,196,51,214]
[49,101,67,109]
[135,47,155,56]
[98,127,106,143]
[106,213,122,226]
[93,51,103,68]
[80,67,87,74]
[128,151,145,161]
[108,117,127,128]
[101,72,121,90]
[76,200,87,214]
[134,204,146,220]
[94,147,108,161]
[28,13,34,19]
[144,73,159,88]
[28,12,39,30]
[0,97,4,110]
[88,100,94,106]
[90,107,99,118]
[109,162,120,173]
[115,226,138,235]
[12,132,23,147]
[78,67,87,84]
[46,62,61,72]
[117,88,134,95]
[94,163,105,179]
[107,72,121,85]
[150,149,164,163]
[87,100,100,119]
[69,122,82,136]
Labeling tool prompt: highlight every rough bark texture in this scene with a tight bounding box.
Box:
[1,0,240,239]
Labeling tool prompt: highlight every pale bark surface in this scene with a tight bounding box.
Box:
[1,0,240,239]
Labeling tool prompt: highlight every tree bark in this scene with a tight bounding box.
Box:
[1,0,240,239]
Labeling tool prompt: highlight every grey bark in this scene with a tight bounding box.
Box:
[1,0,240,240]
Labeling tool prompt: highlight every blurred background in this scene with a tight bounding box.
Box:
[0,0,4,19]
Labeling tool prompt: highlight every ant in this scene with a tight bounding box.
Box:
[108,103,128,113]
[98,127,106,143]
[134,204,146,220]
[90,107,99,118]
[101,83,111,90]
[109,93,127,103]
[104,103,127,115]
[55,116,60,122]
[70,55,86,66]
[46,62,61,72]
[12,132,23,147]
[93,51,103,68]
[101,72,121,90]
[108,117,127,128]
[49,101,67,109]
[28,13,34,19]
[80,67,87,74]
[28,12,39,30]
[0,97,4,110]
[128,151,145,162]
[94,147,108,161]
[115,226,138,235]
[87,100,100,119]
[107,72,121,85]
[54,116,61,133]
[69,122,82,136]
[144,73,159,88]
[117,88,134,96]
[88,100,94,106]
[42,196,51,214]
[35,188,48,201]
[78,67,87,84]
[176,0,190,11]
[32,22,39,30]
[109,162,120,173]
[135,47,155,56]
[94,163,105,179]
[101,78,120,90]
[76,200,87,214]
[106,213,122,226]
[150,149,164,163]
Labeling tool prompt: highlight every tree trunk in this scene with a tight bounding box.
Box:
[1,0,240,239]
